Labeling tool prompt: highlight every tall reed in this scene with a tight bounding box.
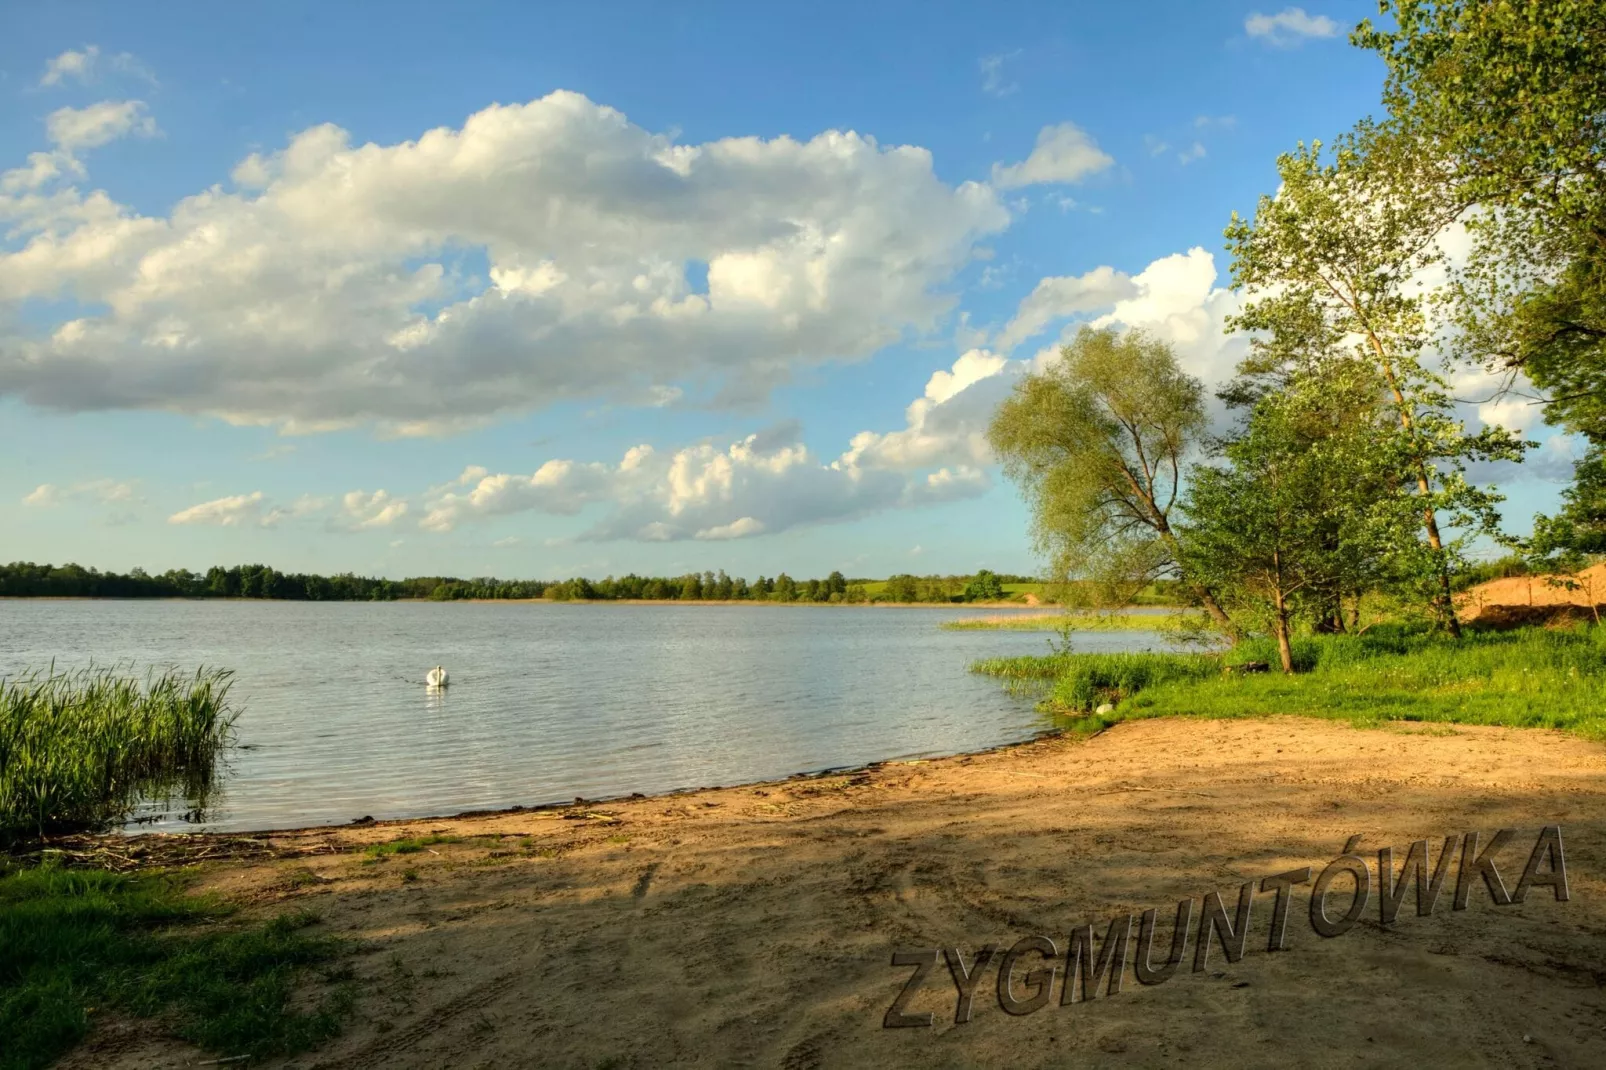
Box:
[0,665,239,843]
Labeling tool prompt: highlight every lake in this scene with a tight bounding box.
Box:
[0,600,1173,834]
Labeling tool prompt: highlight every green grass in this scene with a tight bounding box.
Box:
[361,833,459,861]
[0,860,353,1070]
[943,611,1184,631]
[0,666,239,844]
[972,623,1606,738]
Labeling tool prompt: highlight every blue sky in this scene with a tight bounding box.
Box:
[0,2,1574,581]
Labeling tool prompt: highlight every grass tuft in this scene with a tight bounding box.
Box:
[0,859,352,1070]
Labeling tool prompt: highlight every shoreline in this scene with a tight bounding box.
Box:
[100,726,1073,846]
[0,595,1186,611]
[35,714,1606,1068]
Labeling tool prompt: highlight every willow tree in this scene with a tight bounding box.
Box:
[987,325,1237,637]
[1223,127,1528,636]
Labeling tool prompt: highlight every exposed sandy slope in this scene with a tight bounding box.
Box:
[1458,563,1606,625]
[63,718,1606,1070]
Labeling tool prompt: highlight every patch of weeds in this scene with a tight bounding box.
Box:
[362,834,459,860]
[0,861,354,1070]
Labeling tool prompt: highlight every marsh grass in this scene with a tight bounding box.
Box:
[0,859,352,1070]
[973,623,1606,738]
[0,666,238,844]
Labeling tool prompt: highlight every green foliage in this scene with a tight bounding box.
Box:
[0,667,238,844]
[987,326,1235,632]
[975,623,1606,737]
[1223,127,1530,633]
[0,861,352,1070]
[1356,2,1606,560]
[362,834,459,859]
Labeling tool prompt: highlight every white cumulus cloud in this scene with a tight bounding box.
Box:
[39,46,99,87]
[45,101,157,152]
[1245,8,1340,46]
[995,266,1138,352]
[168,491,271,528]
[991,122,1114,189]
[0,91,1009,435]
[22,478,139,507]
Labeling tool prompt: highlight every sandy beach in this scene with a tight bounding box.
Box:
[60,716,1606,1069]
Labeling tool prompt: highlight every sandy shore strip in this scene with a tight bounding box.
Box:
[56,716,1606,1069]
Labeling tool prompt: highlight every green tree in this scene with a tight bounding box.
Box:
[883,574,919,603]
[773,573,796,602]
[1184,382,1412,670]
[987,325,1238,637]
[1224,128,1529,635]
[1357,1,1606,561]
[962,569,1005,602]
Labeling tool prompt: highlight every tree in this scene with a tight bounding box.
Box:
[1357,1,1606,562]
[1184,386,1407,671]
[1224,127,1529,635]
[883,574,919,603]
[773,573,796,602]
[987,325,1238,637]
[962,569,1005,603]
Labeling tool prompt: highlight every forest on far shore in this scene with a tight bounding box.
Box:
[0,560,1081,605]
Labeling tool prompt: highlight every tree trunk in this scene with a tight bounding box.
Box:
[1273,588,1295,674]
[1367,334,1463,638]
[1156,527,1239,644]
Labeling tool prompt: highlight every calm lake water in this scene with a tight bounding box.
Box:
[0,600,1173,834]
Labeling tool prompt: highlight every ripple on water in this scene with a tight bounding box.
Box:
[0,601,1179,833]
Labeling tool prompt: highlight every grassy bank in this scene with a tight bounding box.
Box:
[943,611,1186,631]
[0,667,239,844]
[0,860,352,1070]
[973,623,1606,739]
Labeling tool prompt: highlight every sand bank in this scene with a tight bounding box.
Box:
[62,717,1606,1069]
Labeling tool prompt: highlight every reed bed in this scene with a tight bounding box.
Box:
[0,665,239,844]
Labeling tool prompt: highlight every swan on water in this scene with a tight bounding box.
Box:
[426,666,449,688]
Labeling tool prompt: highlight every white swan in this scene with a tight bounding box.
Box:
[426,665,449,688]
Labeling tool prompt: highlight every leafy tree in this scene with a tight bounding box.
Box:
[1185,382,1414,670]
[883,574,919,603]
[773,573,796,602]
[1224,127,1529,635]
[987,325,1238,636]
[962,569,1005,602]
[1357,1,1606,559]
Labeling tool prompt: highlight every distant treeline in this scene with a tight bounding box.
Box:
[0,562,1043,604]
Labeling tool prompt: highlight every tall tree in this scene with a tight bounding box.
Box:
[1357,0,1606,561]
[1224,128,1529,635]
[987,325,1238,637]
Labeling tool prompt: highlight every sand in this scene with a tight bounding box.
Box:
[1458,563,1606,626]
[61,717,1606,1069]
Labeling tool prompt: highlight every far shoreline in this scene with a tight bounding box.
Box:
[0,591,1182,607]
[0,596,1184,610]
